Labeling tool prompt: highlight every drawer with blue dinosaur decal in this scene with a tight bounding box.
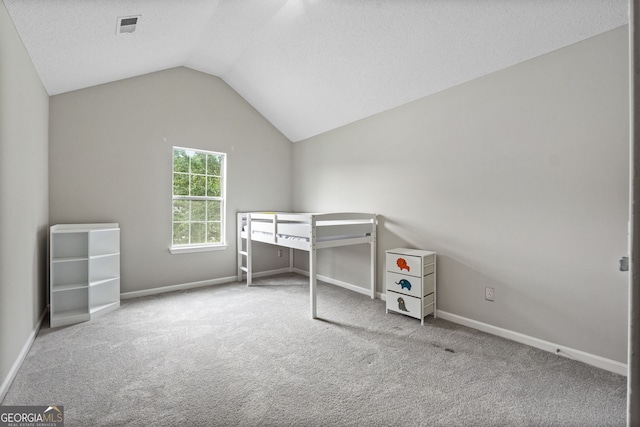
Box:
[385,271,434,299]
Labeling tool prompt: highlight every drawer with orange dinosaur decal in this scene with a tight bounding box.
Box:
[385,250,435,277]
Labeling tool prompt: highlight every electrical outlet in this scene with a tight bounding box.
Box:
[485,287,494,302]
[277,249,283,257]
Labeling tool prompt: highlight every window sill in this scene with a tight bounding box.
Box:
[169,245,227,255]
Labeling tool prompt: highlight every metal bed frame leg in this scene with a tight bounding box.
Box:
[370,216,377,299]
[289,247,294,272]
[237,213,243,283]
[237,212,252,286]
[310,248,317,319]
[246,214,252,286]
[310,216,317,318]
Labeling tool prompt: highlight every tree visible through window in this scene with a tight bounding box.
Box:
[172,147,226,248]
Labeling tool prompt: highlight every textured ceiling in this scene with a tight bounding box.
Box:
[3,0,629,142]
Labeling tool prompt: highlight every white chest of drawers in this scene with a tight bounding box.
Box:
[385,248,436,324]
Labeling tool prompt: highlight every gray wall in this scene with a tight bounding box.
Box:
[292,27,630,363]
[49,67,292,293]
[0,1,49,397]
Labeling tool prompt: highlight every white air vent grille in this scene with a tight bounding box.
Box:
[117,15,140,35]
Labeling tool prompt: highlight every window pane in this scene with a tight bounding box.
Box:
[173,223,189,245]
[207,222,221,243]
[207,176,221,197]
[207,154,221,176]
[207,200,221,221]
[173,200,189,221]
[173,149,189,173]
[173,173,189,196]
[191,222,206,244]
[192,200,206,221]
[192,152,206,174]
[172,147,226,249]
[191,175,206,196]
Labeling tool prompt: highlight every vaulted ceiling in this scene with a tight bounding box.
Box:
[3,0,629,142]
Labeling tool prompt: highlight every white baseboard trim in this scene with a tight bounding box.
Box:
[121,275,237,300]
[437,310,628,376]
[120,268,293,300]
[1,308,48,403]
[292,268,374,297]
[243,268,293,281]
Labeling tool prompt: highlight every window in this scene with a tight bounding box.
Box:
[171,147,226,253]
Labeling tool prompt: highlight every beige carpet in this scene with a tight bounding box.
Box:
[1,273,627,426]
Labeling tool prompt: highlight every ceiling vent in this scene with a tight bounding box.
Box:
[116,15,140,35]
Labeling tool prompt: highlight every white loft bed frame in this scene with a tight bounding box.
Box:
[237,212,377,318]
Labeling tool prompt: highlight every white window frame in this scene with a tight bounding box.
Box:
[170,146,227,254]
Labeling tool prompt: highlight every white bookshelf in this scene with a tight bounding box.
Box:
[50,224,120,327]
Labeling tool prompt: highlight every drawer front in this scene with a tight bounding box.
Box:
[386,291,422,319]
[423,292,434,306]
[423,293,435,316]
[386,272,429,298]
[386,253,422,277]
[421,253,436,267]
[423,273,435,296]
[423,304,434,317]
[423,262,435,276]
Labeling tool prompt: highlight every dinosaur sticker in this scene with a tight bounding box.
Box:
[396,257,410,272]
[395,279,412,291]
[397,297,409,312]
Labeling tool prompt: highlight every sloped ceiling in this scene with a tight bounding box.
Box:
[3,0,629,142]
